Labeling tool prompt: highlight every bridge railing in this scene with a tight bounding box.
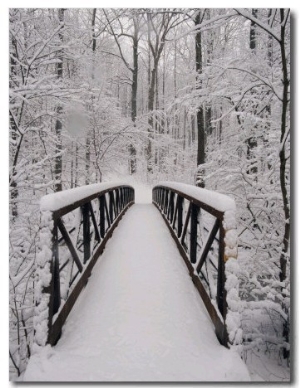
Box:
[153,182,240,347]
[35,183,134,346]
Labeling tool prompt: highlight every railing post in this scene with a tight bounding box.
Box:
[168,191,175,222]
[217,223,227,319]
[103,195,111,229]
[109,191,114,222]
[177,196,183,238]
[120,188,124,209]
[164,189,169,214]
[124,188,128,206]
[99,195,105,238]
[82,203,91,264]
[190,203,199,264]
[115,189,120,215]
[52,220,61,315]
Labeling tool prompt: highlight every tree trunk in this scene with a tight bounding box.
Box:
[195,11,205,188]
[279,8,290,360]
[246,8,258,175]
[250,9,258,52]
[54,8,64,192]
[10,33,18,218]
[85,9,97,185]
[129,21,138,175]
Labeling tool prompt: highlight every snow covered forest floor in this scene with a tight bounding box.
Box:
[9,7,290,382]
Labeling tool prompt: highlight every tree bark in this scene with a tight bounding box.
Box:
[279,9,290,361]
[195,11,205,188]
[129,16,138,175]
[250,9,258,52]
[246,8,258,175]
[10,31,18,218]
[54,8,65,192]
[85,9,97,185]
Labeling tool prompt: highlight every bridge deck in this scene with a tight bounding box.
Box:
[24,201,250,381]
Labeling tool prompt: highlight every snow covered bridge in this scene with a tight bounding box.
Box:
[23,182,250,381]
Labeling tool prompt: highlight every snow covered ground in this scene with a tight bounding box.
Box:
[23,185,250,382]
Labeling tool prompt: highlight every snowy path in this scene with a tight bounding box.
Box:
[23,201,250,382]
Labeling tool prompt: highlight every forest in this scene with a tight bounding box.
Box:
[9,8,290,381]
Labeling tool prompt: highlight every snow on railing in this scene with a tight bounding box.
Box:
[152,182,241,348]
[34,183,134,347]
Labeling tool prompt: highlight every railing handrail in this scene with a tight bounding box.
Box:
[35,183,135,347]
[154,181,235,219]
[40,182,134,218]
[152,183,240,347]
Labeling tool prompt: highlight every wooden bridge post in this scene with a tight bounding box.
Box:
[177,196,183,238]
[82,203,91,264]
[99,195,105,238]
[109,191,114,222]
[52,220,61,315]
[190,203,199,264]
[164,189,169,214]
[217,223,227,320]
[120,188,124,209]
[161,189,164,211]
[115,189,120,215]
[168,191,175,222]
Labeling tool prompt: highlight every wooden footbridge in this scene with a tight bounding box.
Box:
[26,182,248,381]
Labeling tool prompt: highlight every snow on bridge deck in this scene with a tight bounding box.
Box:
[23,187,250,382]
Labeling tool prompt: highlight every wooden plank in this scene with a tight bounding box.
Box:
[57,218,83,272]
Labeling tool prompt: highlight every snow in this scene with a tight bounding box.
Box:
[23,201,250,382]
[33,210,54,347]
[40,182,133,212]
[157,181,235,213]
